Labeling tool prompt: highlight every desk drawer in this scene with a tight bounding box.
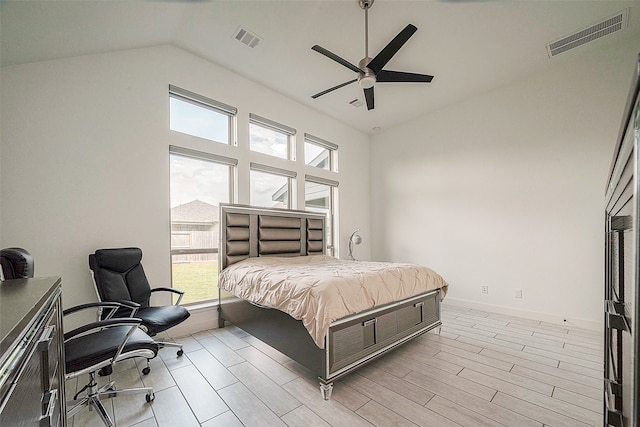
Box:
[0,327,59,427]
[0,309,60,427]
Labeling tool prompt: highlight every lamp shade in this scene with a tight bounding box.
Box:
[348,230,362,260]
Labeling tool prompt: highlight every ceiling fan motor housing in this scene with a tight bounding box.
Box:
[358,57,376,88]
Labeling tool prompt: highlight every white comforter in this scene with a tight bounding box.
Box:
[218,255,448,348]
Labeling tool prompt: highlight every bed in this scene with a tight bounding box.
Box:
[217,204,448,399]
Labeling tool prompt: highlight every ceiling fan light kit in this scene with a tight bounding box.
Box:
[311,0,434,111]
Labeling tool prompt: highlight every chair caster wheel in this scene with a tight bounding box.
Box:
[177,349,184,357]
[146,393,155,403]
[99,366,113,376]
[142,367,151,375]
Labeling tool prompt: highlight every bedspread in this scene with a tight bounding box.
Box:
[218,255,448,348]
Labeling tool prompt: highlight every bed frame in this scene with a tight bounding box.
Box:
[217,204,442,399]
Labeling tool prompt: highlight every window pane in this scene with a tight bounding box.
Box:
[305,181,333,254]
[250,123,288,159]
[305,141,330,170]
[170,97,230,144]
[170,153,231,304]
[250,170,289,208]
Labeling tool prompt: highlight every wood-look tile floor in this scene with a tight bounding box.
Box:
[66,304,603,427]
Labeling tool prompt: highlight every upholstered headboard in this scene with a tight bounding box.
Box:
[219,204,326,270]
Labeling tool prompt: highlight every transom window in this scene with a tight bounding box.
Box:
[169,85,236,144]
[249,113,295,160]
[304,133,338,172]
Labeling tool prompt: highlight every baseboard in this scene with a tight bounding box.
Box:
[164,304,220,338]
[164,298,603,338]
[443,297,603,332]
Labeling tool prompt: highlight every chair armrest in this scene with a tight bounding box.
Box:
[63,301,139,318]
[64,318,147,367]
[111,300,140,317]
[150,287,185,295]
[150,287,185,305]
[64,318,142,342]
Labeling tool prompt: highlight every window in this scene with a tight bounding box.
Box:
[250,163,295,209]
[169,85,236,144]
[249,113,295,159]
[304,133,338,172]
[169,146,237,304]
[305,175,338,255]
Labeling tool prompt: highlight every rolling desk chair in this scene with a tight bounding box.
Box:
[64,302,157,427]
[0,247,34,279]
[89,248,190,359]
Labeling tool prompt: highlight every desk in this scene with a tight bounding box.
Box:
[0,277,66,427]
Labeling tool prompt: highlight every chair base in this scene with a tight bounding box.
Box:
[157,340,184,356]
[67,373,154,427]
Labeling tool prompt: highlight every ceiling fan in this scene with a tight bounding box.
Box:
[311,0,434,111]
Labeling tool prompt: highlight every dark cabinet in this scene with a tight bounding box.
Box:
[0,277,66,427]
[604,54,640,427]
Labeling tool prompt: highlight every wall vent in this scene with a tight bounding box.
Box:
[349,99,364,108]
[546,9,628,58]
[233,26,262,48]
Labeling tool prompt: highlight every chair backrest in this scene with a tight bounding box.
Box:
[89,248,152,307]
[0,247,35,280]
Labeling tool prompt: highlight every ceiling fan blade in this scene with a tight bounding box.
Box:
[367,24,418,74]
[377,70,434,83]
[364,87,374,110]
[312,45,364,74]
[311,79,358,99]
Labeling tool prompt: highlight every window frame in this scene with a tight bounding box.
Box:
[304,133,338,172]
[169,146,237,305]
[169,85,237,145]
[249,162,297,209]
[249,113,296,160]
[304,174,339,255]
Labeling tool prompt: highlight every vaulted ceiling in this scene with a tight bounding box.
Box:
[2,0,639,134]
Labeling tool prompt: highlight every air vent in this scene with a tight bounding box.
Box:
[233,26,262,48]
[349,99,364,108]
[546,9,628,58]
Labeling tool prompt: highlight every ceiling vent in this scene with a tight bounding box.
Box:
[546,9,628,58]
[349,99,364,108]
[233,26,262,48]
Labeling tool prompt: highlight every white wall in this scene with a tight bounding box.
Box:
[370,37,639,328]
[0,45,371,332]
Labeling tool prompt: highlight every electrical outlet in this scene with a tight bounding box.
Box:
[515,289,523,298]
[481,286,489,294]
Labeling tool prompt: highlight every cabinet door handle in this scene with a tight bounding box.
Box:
[37,325,55,352]
[37,325,55,393]
[606,300,625,315]
[363,319,377,327]
[607,312,628,331]
[605,379,622,397]
[39,388,57,427]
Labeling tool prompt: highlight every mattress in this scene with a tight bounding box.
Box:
[218,255,448,348]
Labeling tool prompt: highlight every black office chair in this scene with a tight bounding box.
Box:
[0,247,34,279]
[64,301,157,427]
[89,247,190,357]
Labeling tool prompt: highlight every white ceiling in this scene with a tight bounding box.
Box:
[2,0,639,134]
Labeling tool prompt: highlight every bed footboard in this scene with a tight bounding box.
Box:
[219,288,441,399]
